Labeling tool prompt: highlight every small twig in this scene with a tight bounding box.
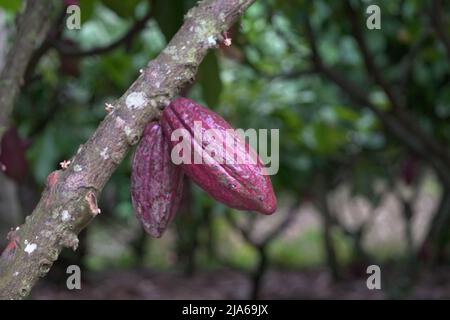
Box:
[261,201,299,247]
[225,210,254,245]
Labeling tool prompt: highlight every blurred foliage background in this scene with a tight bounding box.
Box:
[0,0,450,299]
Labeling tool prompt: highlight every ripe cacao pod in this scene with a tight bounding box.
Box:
[131,122,184,237]
[161,97,277,214]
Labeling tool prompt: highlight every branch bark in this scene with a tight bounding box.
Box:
[0,0,256,300]
[0,0,60,140]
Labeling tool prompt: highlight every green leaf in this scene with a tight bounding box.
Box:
[153,0,184,41]
[28,126,59,184]
[79,0,97,23]
[334,105,360,123]
[198,52,223,108]
[101,0,140,18]
[0,0,23,13]
[312,122,347,154]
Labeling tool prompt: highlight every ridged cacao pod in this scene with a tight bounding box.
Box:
[161,98,277,215]
[131,122,184,237]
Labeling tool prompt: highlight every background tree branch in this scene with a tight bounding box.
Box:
[0,0,60,140]
[0,0,256,300]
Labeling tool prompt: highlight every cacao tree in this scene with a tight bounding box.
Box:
[0,0,257,300]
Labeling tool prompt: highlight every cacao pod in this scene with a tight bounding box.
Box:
[161,97,277,214]
[131,122,184,237]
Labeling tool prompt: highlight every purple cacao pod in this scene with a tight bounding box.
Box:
[131,122,184,237]
[161,98,277,215]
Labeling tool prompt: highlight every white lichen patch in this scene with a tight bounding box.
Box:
[13,272,19,277]
[74,165,83,172]
[163,45,180,60]
[207,36,217,46]
[24,239,28,245]
[61,210,71,222]
[124,126,133,137]
[100,147,109,160]
[24,243,37,255]
[126,91,148,110]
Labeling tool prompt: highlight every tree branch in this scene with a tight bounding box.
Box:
[0,0,256,300]
[0,0,60,140]
[225,210,254,245]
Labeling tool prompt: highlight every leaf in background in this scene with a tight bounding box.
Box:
[0,0,22,13]
[28,126,59,184]
[79,0,97,23]
[334,105,360,123]
[198,52,223,108]
[101,0,140,18]
[312,122,346,155]
[153,0,184,42]
[99,50,134,88]
[350,159,385,207]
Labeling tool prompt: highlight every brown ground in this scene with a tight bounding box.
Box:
[31,267,450,300]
